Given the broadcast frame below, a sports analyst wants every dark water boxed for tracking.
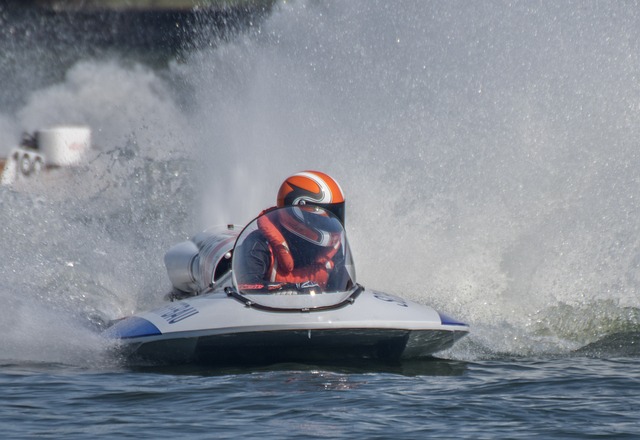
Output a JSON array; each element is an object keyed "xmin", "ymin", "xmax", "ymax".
[
  {"xmin": 2, "ymin": 358, "xmax": 639, "ymax": 439},
  {"xmin": 2, "ymin": 1, "xmax": 640, "ymax": 437}
]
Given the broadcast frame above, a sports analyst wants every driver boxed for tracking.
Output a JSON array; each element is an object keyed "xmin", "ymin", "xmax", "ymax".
[{"xmin": 235, "ymin": 171, "xmax": 346, "ymax": 291}]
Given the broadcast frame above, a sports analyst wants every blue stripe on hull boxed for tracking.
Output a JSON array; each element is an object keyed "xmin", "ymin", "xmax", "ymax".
[
  {"xmin": 104, "ymin": 317, "xmax": 162, "ymax": 339},
  {"xmin": 438, "ymin": 312, "xmax": 468, "ymax": 327}
]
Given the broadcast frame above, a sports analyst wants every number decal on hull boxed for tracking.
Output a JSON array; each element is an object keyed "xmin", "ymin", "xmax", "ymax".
[
  {"xmin": 373, "ymin": 291, "xmax": 408, "ymax": 307},
  {"xmin": 157, "ymin": 302, "xmax": 199, "ymax": 324}
]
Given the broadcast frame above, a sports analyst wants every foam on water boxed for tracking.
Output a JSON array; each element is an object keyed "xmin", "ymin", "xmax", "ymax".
[{"xmin": 2, "ymin": 0, "xmax": 640, "ymax": 363}]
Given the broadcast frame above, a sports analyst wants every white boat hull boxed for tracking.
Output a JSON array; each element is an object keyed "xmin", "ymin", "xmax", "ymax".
[{"xmin": 105, "ymin": 288, "xmax": 469, "ymax": 365}]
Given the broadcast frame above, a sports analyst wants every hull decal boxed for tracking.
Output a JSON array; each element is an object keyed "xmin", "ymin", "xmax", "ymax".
[
  {"xmin": 104, "ymin": 317, "xmax": 162, "ymax": 339},
  {"xmin": 438, "ymin": 312, "xmax": 468, "ymax": 327},
  {"xmin": 156, "ymin": 302, "xmax": 199, "ymax": 324}
]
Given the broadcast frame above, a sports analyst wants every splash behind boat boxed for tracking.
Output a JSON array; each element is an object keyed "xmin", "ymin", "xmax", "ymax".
[{"xmin": 104, "ymin": 206, "xmax": 469, "ymax": 365}]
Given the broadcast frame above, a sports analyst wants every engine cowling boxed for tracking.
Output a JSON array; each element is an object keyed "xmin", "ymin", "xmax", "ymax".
[{"xmin": 164, "ymin": 225, "xmax": 240, "ymax": 294}]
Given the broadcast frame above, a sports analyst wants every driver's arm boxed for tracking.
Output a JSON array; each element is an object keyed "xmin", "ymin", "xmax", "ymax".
[{"xmin": 236, "ymin": 234, "xmax": 271, "ymax": 284}]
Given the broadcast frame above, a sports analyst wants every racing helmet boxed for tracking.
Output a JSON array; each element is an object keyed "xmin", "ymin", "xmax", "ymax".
[
  {"xmin": 278, "ymin": 205, "xmax": 342, "ymax": 248},
  {"xmin": 276, "ymin": 170, "xmax": 345, "ymax": 225}
]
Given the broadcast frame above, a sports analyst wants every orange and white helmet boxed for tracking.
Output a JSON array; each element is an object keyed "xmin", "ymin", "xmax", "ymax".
[
  {"xmin": 278, "ymin": 205, "xmax": 342, "ymax": 248},
  {"xmin": 277, "ymin": 170, "xmax": 345, "ymax": 225}
]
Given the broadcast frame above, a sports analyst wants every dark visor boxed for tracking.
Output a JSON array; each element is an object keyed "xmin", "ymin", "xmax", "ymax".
[{"xmin": 317, "ymin": 201, "xmax": 345, "ymax": 225}]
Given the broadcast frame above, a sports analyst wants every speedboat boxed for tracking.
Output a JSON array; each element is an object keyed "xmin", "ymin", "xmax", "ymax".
[{"xmin": 104, "ymin": 206, "xmax": 469, "ymax": 365}]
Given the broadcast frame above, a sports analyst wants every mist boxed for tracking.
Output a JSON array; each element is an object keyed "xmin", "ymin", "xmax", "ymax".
[{"xmin": 2, "ymin": 1, "xmax": 640, "ymax": 362}]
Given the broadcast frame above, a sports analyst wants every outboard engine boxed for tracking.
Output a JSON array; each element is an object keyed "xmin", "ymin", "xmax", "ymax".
[{"xmin": 164, "ymin": 225, "xmax": 240, "ymax": 295}]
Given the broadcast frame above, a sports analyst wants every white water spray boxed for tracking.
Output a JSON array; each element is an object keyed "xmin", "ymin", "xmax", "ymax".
[
  {"xmin": 178, "ymin": 1, "xmax": 640, "ymax": 355},
  {"xmin": 2, "ymin": 1, "xmax": 640, "ymax": 363}
]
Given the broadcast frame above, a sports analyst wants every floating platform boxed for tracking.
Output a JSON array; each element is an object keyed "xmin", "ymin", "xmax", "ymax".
[{"xmin": 0, "ymin": 126, "xmax": 91, "ymax": 186}]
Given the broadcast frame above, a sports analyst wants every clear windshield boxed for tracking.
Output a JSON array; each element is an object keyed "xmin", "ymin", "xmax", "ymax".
[{"xmin": 231, "ymin": 206, "xmax": 357, "ymax": 309}]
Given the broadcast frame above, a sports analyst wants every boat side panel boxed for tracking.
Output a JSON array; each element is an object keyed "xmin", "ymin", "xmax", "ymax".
[
  {"xmin": 126, "ymin": 289, "xmax": 461, "ymax": 337},
  {"xmin": 193, "ymin": 328, "xmax": 411, "ymax": 363},
  {"xmin": 121, "ymin": 328, "xmax": 465, "ymax": 365},
  {"xmin": 124, "ymin": 329, "xmax": 400, "ymax": 364}
]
